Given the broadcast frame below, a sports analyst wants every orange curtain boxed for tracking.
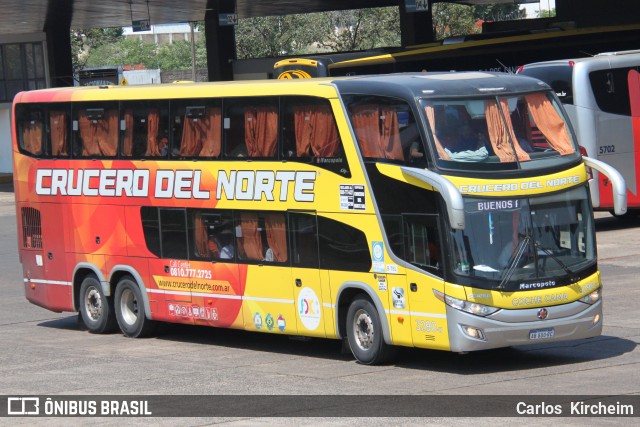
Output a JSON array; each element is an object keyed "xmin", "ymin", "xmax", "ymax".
[
  {"xmin": 351, "ymin": 104, "xmax": 384, "ymax": 158},
  {"xmin": 180, "ymin": 117, "xmax": 203, "ymax": 157},
  {"xmin": 294, "ymin": 104, "xmax": 339, "ymax": 157},
  {"xmin": 425, "ymin": 105, "xmax": 450, "ymax": 161},
  {"xmin": 198, "ymin": 107, "xmax": 222, "ymax": 157},
  {"xmin": 22, "ymin": 118, "xmax": 43, "ymax": 155},
  {"xmin": 122, "ymin": 109, "xmax": 134, "ymax": 156},
  {"xmin": 265, "ymin": 213, "xmax": 288, "ymax": 262},
  {"xmin": 379, "ymin": 107, "xmax": 404, "ymax": 160},
  {"xmin": 485, "ymin": 100, "xmax": 530, "ymax": 162},
  {"xmin": 525, "ymin": 94, "xmax": 575, "ymax": 155},
  {"xmin": 145, "ymin": 109, "xmax": 161, "ymax": 156},
  {"xmin": 245, "ymin": 105, "xmax": 278, "ymax": 157},
  {"xmin": 78, "ymin": 109, "xmax": 118, "ymax": 156},
  {"xmin": 194, "ymin": 212, "xmax": 209, "ymax": 257},
  {"xmin": 239, "ymin": 213, "xmax": 264, "ymax": 261},
  {"xmin": 350, "ymin": 104, "xmax": 403, "ymax": 160},
  {"xmin": 50, "ymin": 111, "xmax": 68, "ymax": 156}
]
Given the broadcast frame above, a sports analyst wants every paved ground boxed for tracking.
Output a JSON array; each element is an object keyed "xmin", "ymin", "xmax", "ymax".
[{"xmin": 0, "ymin": 182, "xmax": 638, "ymax": 425}]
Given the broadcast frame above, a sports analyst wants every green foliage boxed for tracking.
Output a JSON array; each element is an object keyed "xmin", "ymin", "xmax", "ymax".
[
  {"xmin": 538, "ymin": 8, "xmax": 557, "ymax": 18},
  {"xmin": 432, "ymin": 3, "xmax": 478, "ymax": 39},
  {"xmin": 235, "ymin": 14, "xmax": 326, "ymax": 59},
  {"xmin": 84, "ymin": 38, "xmax": 157, "ymax": 68},
  {"xmin": 71, "ymin": 27, "xmax": 124, "ymax": 72},
  {"xmin": 316, "ymin": 7, "xmax": 400, "ymax": 52},
  {"xmin": 473, "ymin": 4, "xmax": 526, "ymax": 22}
]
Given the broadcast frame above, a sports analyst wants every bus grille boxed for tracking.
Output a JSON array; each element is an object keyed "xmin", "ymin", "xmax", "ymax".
[{"xmin": 21, "ymin": 207, "xmax": 42, "ymax": 249}]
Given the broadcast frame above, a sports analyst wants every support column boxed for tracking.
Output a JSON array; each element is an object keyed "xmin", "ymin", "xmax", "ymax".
[
  {"xmin": 205, "ymin": 0, "xmax": 236, "ymax": 82},
  {"xmin": 399, "ymin": 1, "xmax": 435, "ymax": 47},
  {"xmin": 43, "ymin": 0, "xmax": 74, "ymax": 87}
]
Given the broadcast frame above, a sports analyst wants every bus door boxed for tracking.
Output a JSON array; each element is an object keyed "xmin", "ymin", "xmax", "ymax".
[
  {"xmin": 238, "ymin": 211, "xmax": 299, "ymax": 335},
  {"xmin": 401, "ymin": 214, "xmax": 449, "ymax": 350},
  {"xmin": 288, "ymin": 212, "xmax": 326, "ymax": 337}
]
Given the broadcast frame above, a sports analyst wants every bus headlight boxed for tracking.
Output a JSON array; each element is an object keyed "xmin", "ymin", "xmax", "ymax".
[
  {"xmin": 433, "ymin": 290, "xmax": 499, "ymax": 317},
  {"xmin": 579, "ymin": 288, "xmax": 601, "ymax": 305}
]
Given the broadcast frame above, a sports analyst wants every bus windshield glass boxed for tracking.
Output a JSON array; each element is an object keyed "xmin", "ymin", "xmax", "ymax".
[
  {"xmin": 420, "ymin": 91, "xmax": 580, "ymax": 171},
  {"xmin": 450, "ymin": 186, "xmax": 595, "ymax": 291}
]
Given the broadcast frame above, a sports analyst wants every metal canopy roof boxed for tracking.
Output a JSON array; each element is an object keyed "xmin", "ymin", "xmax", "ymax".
[{"xmin": 1, "ymin": 0, "xmax": 535, "ymax": 35}]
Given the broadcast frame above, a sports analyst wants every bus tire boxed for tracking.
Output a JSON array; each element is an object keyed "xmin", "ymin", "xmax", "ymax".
[
  {"xmin": 114, "ymin": 276, "xmax": 156, "ymax": 338},
  {"xmin": 79, "ymin": 274, "xmax": 117, "ymax": 334},
  {"xmin": 346, "ymin": 295, "xmax": 395, "ymax": 365}
]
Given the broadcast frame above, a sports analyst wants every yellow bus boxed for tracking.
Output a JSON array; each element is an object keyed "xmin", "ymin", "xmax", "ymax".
[{"xmin": 13, "ymin": 73, "xmax": 625, "ymax": 364}]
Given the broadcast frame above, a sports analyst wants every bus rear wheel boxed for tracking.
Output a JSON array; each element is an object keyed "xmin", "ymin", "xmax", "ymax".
[
  {"xmin": 346, "ymin": 296, "xmax": 395, "ymax": 365},
  {"xmin": 79, "ymin": 274, "xmax": 117, "ymax": 334},
  {"xmin": 114, "ymin": 276, "xmax": 156, "ymax": 338}
]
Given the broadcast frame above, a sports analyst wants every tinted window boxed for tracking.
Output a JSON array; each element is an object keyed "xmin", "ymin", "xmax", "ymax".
[
  {"xmin": 191, "ymin": 210, "xmax": 235, "ymax": 261},
  {"xmin": 160, "ymin": 209, "xmax": 188, "ymax": 259},
  {"xmin": 318, "ymin": 216, "xmax": 371, "ymax": 272},
  {"xmin": 170, "ymin": 99, "xmax": 222, "ymax": 158},
  {"xmin": 281, "ymin": 96, "xmax": 351, "ymax": 177},
  {"xmin": 289, "ymin": 212, "xmax": 319, "ymax": 268},
  {"xmin": 519, "ymin": 65, "xmax": 574, "ymax": 104},
  {"xmin": 589, "ymin": 67, "xmax": 640, "ymax": 116},
  {"xmin": 121, "ymin": 101, "xmax": 170, "ymax": 158},
  {"xmin": 141, "ymin": 207, "xmax": 161, "ymax": 257},
  {"xmin": 236, "ymin": 211, "xmax": 288, "ymax": 264},
  {"xmin": 345, "ymin": 95, "xmax": 426, "ymax": 166},
  {"xmin": 72, "ymin": 102, "xmax": 119, "ymax": 158},
  {"xmin": 16, "ymin": 105, "xmax": 45, "ymax": 156},
  {"xmin": 224, "ymin": 97, "xmax": 279, "ymax": 159}
]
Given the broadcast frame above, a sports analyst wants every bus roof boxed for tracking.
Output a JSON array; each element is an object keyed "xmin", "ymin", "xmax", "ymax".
[
  {"xmin": 331, "ymin": 72, "xmax": 550, "ymax": 98},
  {"xmin": 14, "ymin": 72, "xmax": 550, "ymax": 104}
]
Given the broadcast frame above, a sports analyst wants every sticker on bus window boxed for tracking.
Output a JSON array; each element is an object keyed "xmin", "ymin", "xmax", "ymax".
[{"xmin": 339, "ymin": 184, "xmax": 366, "ymax": 210}]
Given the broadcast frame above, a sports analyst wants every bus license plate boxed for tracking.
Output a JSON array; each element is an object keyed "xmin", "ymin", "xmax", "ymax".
[{"xmin": 529, "ymin": 328, "xmax": 555, "ymax": 340}]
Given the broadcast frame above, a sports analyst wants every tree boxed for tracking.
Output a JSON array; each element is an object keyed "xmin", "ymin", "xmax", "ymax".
[
  {"xmin": 84, "ymin": 38, "xmax": 157, "ymax": 69},
  {"xmin": 432, "ymin": 3, "xmax": 478, "ymax": 40},
  {"xmin": 316, "ymin": 7, "xmax": 400, "ymax": 52},
  {"xmin": 538, "ymin": 8, "xmax": 556, "ymax": 18},
  {"xmin": 473, "ymin": 4, "xmax": 526, "ymax": 22},
  {"xmin": 71, "ymin": 27, "xmax": 124, "ymax": 72},
  {"xmin": 235, "ymin": 14, "xmax": 326, "ymax": 59}
]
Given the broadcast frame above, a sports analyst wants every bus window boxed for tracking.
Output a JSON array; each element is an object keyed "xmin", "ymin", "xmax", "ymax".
[
  {"xmin": 191, "ymin": 210, "xmax": 235, "ymax": 261},
  {"xmin": 345, "ymin": 95, "xmax": 426, "ymax": 165},
  {"xmin": 72, "ymin": 102, "xmax": 119, "ymax": 158},
  {"xmin": 170, "ymin": 99, "xmax": 222, "ymax": 158},
  {"xmin": 589, "ymin": 67, "xmax": 640, "ymax": 116},
  {"xmin": 422, "ymin": 92, "xmax": 577, "ymax": 170},
  {"xmin": 403, "ymin": 214, "xmax": 441, "ymax": 273},
  {"xmin": 289, "ymin": 212, "xmax": 319, "ymax": 268},
  {"xmin": 50, "ymin": 106, "xmax": 70, "ymax": 157},
  {"xmin": 318, "ymin": 216, "xmax": 370, "ymax": 272},
  {"xmin": 121, "ymin": 101, "xmax": 170, "ymax": 158},
  {"xmin": 224, "ymin": 98, "xmax": 278, "ymax": 159},
  {"xmin": 281, "ymin": 96, "xmax": 351, "ymax": 176},
  {"xmin": 17, "ymin": 105, "xmax": 45, "ymax": 156},
  {"xmin": 160, "ymin": 209, "xmax": 189, "ymax": 260},
  {"xmin": 141, "ymin": 207, "xmax": 161, "ymax": 258},
  {"xmin": 235, "ymin": 211, "xmax": 287, "ymax": 263}
]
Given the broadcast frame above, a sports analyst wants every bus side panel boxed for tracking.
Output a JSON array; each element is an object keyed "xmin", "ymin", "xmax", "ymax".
[
  {"xmin": 386, "ymin": 273, "xmax": 413, "ymax": 347},
  {"xmin": 66, "ymin": 203, "xmax": 128, "ymax": 256},
  {"xmin": 407, "ymin": 269, "xmax": 450, "ymax": 351}
]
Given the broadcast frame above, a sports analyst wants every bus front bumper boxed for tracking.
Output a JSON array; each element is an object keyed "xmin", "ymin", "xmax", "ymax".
[{"xmin": 446, "ymin": 300, "xmax": 602, "ymax": 353}]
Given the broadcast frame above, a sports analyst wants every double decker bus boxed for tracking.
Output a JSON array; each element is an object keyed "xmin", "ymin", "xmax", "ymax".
[
  {"xmin": 518, "ymin": 50, "xmax": 640, "ymax": 215},
  {"xmin": 13, "ymin": 73, "xmax": 625, "ymax": 364}
]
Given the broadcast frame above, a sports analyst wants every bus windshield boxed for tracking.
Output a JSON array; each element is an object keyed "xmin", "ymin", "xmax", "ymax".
[
  {"xmin": 450, "ymin": 186, "xmax": 595, "ymax": 291},
  {"xmin": 420, "ymin": 91, "xmax": 581, "ymax": 171}
]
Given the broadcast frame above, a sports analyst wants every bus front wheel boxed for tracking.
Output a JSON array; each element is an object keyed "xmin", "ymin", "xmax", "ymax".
[
  {"xmin": 114, "ymin": 276, "xmax": 156, "ymax": 338},
  {"xmin": 346, "ymin": 296, "xmax": 395, "ymax": 365},
  {"xmin": 79, "ymin": 274, "xmax": 117, "ymax": 334}
]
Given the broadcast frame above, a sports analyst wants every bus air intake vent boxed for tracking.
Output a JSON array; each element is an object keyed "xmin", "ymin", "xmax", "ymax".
[{"xmin": 21, "ymin": 207, "xmax": 42, "ymax": 249}]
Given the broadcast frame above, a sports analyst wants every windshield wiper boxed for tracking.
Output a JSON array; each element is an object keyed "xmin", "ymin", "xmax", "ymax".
[
  {"xmin": 497, "ymin": 235, "xmax": 530, "ymax": 290},
  {"xmin": 533, "ymin": 240, "xmax": 577, "ymax": 281}
]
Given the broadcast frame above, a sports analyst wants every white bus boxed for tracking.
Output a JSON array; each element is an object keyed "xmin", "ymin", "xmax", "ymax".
[{"xmin": 518, "ymin": 50, "xmax": 640, "ymax": 215}]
